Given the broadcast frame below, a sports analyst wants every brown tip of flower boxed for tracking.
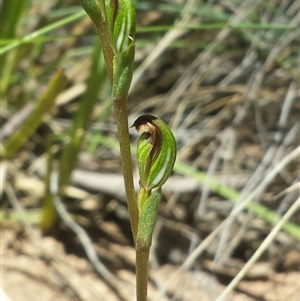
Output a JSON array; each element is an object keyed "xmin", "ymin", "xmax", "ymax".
[
  {"xmin": 131, "ymin": 115, "xmax": 158, "ymax": 143},
  {"xmin": 131, "ymin": 115, "xmax": 157, "ymax": 129},
  {"xmin": 132, "ymin": 115, "xmax": 162, "ymax": 162}
]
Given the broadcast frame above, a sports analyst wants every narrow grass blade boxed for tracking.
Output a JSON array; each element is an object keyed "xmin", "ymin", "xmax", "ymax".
[
  {"xmin": 0, "ymin": 11, "xmax": 86, "ymax": 56},
  {"xmin": 3, "ymin": 70, "xmax": 67, "ymax": 158},
  {"xmin": 58, "ymin": 39, "xmax": 106, "ymax": 192}
]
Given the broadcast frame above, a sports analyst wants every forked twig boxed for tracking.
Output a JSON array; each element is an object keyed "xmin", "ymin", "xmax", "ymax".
[{"xmin": 49, "ymin": 172, "xmax": 133, "ymax": 299}]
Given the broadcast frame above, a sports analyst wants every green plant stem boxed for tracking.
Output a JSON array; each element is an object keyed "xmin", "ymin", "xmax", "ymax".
[
  {"xmin": 95, "ymin": 28, "xmax": 114, "ymax": 86},
  {"xmin": 135, "ymin": 187, "xmax": 162, "ymax": 301},
  {"xmin": 135, "ymin": 243, "xmax": 150, "ymax": 301},
  {"xmin": 112, "ymin": 96, "xmax": 138, "ymax": 241},
  {"xmin": 77, "ymin": 0, "xmax": 114, "ymax": 84},
  {"xmin": 40, "ymin": 144, "xmax": 58, "ymax": 234}
]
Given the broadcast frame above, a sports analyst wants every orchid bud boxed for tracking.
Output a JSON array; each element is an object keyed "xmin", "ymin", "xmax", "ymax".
[
  {"xmin": 132, "ymin": 115, "xmax": 177, "ymax": 191},
  {"xmin": 107, "ymin": 0, "xmax": 136, "ymax": 53},
  {"xmin": 109, "ymin": 0, "xmax": 136, "ymax": 98},
  {"xmin": 78, "ymin": 0, "xmax": 136, "ymax": 94},
  {"xmin": 79, "ymin": 0, "xmax": 135, "ymax": 54}
]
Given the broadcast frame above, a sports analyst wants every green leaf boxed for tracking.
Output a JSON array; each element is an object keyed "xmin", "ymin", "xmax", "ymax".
[
  {"xmin": 137, "ymin": 188, "xmax": 162, "ymax": 248},
  {"xmin": 111, "ymin": 39, "xmax": 135, "ymax": 98}
]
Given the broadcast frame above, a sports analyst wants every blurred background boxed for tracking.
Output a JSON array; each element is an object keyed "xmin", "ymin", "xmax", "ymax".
[{"xmin": 1, "ymin": 0, "xmax": 299, "ymax": 300}]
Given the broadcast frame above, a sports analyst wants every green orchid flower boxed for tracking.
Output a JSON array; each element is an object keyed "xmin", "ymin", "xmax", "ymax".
[
  {"xmin": 132, "ymin": 114, "xmax": 177, "ymax": 192},
  {"xmin": 133, "ymin": 115, "xmax": 176, "ymax": 301}
]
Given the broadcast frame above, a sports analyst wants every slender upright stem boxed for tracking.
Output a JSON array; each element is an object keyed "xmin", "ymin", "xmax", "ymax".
[
  {"xmin": 78, "ymin": 0, "xmax": 114, "ymax": 84},
  {"xmin": 135, "ymin": 187, "xmax": 162, "ymax": 301},
  {"xmin": 112, "ymin": 96, "xmax": 138, "ymax": 241},
  {"xmin": 136, "ymin": 243, "xmax": 150, "ymax": 301},
  {"xmin": 95, "ymin": 24, "xmax": 114, "ymax": 85}
]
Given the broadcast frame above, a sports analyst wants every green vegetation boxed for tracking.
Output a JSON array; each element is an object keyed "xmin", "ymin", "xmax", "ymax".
[{"xmin": 1, "ymin": 1, "xmax": 299, "ymax": 300}]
